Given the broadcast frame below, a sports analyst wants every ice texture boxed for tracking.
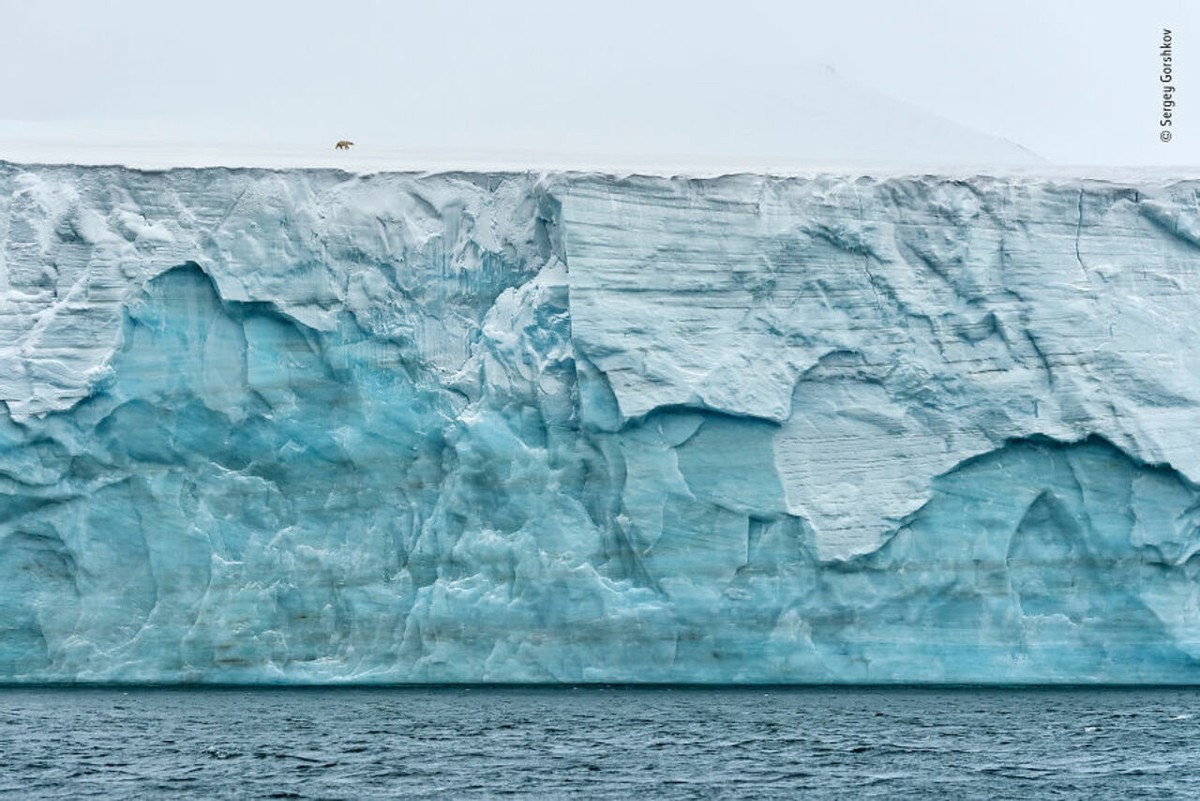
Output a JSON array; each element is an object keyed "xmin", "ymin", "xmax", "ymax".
[{"xmin": 2, "ymin": 162, "xmax": 1200, "ymax": 683}]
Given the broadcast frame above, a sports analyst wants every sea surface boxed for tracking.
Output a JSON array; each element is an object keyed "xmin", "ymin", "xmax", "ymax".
[{"xmin": 1, "ymin": 686, "xmax": 1198, "ymax": 799}]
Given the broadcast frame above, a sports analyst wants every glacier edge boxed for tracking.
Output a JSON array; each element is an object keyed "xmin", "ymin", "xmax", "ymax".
[{"xmin": 2, "ymin": 162, "xmax": 1200, "ymax": 683}]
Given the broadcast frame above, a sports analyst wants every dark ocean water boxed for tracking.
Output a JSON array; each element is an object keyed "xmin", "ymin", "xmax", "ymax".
[{"xmin": 1, "ymin": 686, "xmax": 1198, "ymax": 799}]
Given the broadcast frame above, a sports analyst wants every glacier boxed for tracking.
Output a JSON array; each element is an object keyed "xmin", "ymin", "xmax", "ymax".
[{"xmin": 2, "ymin": 161, "xmax": 1200, "ymax": 684}]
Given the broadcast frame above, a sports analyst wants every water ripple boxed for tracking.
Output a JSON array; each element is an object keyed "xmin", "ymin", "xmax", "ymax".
[{"xmin": 2, "ymin": 687, "xmax": 1199, "ymax": 799}]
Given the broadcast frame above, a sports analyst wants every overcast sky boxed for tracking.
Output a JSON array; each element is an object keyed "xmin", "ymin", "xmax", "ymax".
[{"xmin": 1, "ymin": 0, "xmax": 1196, "ymax": 166}]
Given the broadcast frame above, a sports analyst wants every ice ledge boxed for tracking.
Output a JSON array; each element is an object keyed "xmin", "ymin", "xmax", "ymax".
[
  {"xmin": 562, "ymin": 173, "xmax": 1200, "ymax": 558},
  {"xmin": 4, "ymin": 163, "xmax": 1200, "ymax": 683},
  {"xmin": 0, "ymin": 162, "xmax": 557, "ymax": 420},
  {"xmin": 5, "ymin": 164, "xmax": 1200, "ymax": 562}
]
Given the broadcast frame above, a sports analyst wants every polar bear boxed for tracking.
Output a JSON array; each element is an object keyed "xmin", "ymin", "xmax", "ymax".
[{"xmin": 335, "ymin": 140, "xmax": 354, "ymax": 150}]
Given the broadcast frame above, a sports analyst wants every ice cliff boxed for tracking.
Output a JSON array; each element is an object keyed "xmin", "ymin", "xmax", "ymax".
[{"xmin": 2, "ymin": 161, "xmax": 1200, "ymax": 684}]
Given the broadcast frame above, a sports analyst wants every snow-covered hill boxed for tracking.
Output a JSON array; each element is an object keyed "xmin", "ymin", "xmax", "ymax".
[{"xmin": 0, "ymin": 65, "xmax": 1042, "ymax": 173}]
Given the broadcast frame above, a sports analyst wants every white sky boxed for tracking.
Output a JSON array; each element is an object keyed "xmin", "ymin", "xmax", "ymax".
[{"xmin": 1, "ymin": 0, "xmax": 1197, "ymax": 167}]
